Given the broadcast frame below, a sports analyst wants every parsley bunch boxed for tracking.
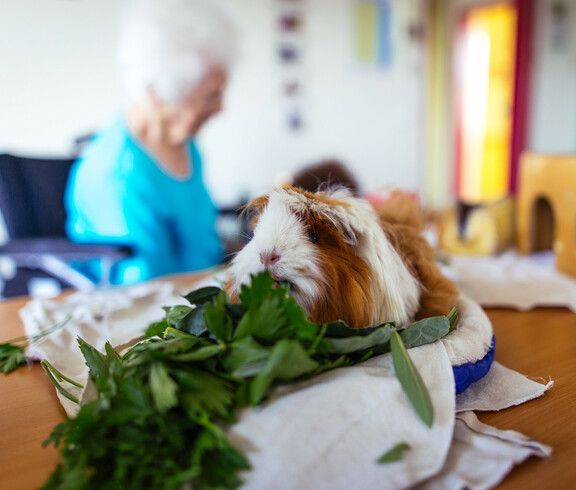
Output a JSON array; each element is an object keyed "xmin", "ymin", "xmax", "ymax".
[{"xmin": 42, "ymin": 272, "xmax": 457, "ymax": 489}]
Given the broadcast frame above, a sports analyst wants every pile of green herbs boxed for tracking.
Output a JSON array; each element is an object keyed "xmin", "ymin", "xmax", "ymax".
[{"xmin": 34, "ymin": 272, "xmax": 456, "ymax": 489}]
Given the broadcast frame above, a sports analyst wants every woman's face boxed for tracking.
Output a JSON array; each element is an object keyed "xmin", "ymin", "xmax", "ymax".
[{"xmin": 169, "ymin": 65, "xmax": 228, "ymax": 140}]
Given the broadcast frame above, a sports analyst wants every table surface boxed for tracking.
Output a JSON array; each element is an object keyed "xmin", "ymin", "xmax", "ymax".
[{"xmin": 1, "ymin": 279, "xmax": 575, "ymax": 489}]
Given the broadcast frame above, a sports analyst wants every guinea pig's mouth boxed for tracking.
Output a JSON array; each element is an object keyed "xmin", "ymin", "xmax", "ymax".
[{"xmin": 274, "ymin": 279, "xmax": 294, "ymax": 291}]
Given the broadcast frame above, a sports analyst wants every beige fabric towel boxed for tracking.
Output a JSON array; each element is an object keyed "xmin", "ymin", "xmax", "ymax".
[{"xmin": 442, "ymin": 251, "xmax": 576, "ymax": 311}]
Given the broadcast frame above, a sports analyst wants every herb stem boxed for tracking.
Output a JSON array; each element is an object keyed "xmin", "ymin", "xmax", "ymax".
[
  {"xmin": 41, "ymin": 360, "xmax": 81, "ymax": 404},
  {"xmin": 4, "ymin": 316, "xmax": 71, "ymax": 347},
  {"xmin": 164, "ymin": 326, "xmax": 195, "ymax": 338},
  {"xmin": 41, "ymin": 359, "xmax": 84, "ymax": 388},
  {"xmin": 307, "ymin": 322, "xmax": 328, "ymax": 354}
]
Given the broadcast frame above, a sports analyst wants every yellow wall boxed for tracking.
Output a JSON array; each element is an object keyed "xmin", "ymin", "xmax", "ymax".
[{"xmin": 458, "ymin": 3, "xmax": 517, "ymax": 203}]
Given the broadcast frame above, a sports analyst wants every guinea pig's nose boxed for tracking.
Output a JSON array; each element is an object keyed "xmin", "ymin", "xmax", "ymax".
[{"xmin": 260, "ymin": 250, "xmax": 280, "ymax": 267}]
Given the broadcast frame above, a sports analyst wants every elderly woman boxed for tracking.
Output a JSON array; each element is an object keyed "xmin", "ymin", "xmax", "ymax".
[{"xmin": 65, "ymin": 0, "xmax": 235, "ymax": 285}]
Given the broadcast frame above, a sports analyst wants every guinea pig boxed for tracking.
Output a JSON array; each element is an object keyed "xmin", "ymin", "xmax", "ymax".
[{"xmin": 224, "ymin": 186, "xmax": 459, "ymax": 329}]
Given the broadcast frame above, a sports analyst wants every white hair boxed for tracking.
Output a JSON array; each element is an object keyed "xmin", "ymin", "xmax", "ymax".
[{"xmin": 118, "ymin": 0, "xmax": 237, "ymax": 103}]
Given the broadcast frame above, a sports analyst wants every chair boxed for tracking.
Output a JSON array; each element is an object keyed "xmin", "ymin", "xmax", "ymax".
[{"xmin": 0, "ymin": 153, "xmax": 132, "ymax": 298}]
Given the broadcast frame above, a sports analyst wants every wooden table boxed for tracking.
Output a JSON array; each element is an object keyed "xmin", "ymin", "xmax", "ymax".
[{"xmin": 1, "ymin": 284, "xmax": 575, "ymax": 489}]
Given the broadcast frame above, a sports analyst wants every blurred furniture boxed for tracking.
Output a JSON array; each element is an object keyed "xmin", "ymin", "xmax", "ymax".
[
  {"xmin": 0, "ymin": 153, "xmax": 132, "ymax": 298},
  {"xmin": 440, "ymin": 197, "xmax": 515, "ymax": 255},
  {"xmin": 517, "ymin": 152, "xmax": 576, "ymax": 278}
]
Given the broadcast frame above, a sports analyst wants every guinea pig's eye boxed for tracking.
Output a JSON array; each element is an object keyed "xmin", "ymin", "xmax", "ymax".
[{"xmin": 308, "ymin": 229, "xmax": 319, "ymax": 244}]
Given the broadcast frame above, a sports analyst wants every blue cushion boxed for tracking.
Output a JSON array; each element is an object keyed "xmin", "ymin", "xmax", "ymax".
[{"xmin": 452, "ymin": 336, "xmax": 496, "ymax": 394}]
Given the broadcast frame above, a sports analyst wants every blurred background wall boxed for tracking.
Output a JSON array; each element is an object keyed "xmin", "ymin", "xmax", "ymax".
[
  {"xmin": 2, "ymin": 0, "xmax": 576, "ymax": 241},
  {"xmin": 0, "ymin": 0, "xmax": 425, "ymax": 209}
]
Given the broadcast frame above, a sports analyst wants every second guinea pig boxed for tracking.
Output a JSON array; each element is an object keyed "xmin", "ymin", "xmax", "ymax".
[{"xmin": 224, "ymin": 186, "xmax": 459, "ymax": 328}]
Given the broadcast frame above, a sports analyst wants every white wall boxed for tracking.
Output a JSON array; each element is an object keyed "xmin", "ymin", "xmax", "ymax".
[
  {"xmin": 201, "ymin": 0, "xmax": 426, "ymax": 205},
  {"xmin": 529, "ymin": 0, "xmax": 576, "ymax": 152},
  {"xmin": 0, "ymin": 0, "xmax": 425, "ymax": 211},
  {"xmin": 0, "ymin": 0, "xmax": 124, "ymax": 155}
]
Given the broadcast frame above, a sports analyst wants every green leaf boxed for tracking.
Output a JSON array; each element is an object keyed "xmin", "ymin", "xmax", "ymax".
[
  {"xmin": 325, "ymin": 320, "xmax": 393, "ymax": 338},
  {"xmin": 175, "ymin": 369, "xmax": 235, "ymax": 417},
  {"xmin": 376, "ymin": 442, "xmax": 411, "ymax": 463},
  {"xmin": 77, "ymin": 337, "xmax": 109, "ymax": 379},
  {"xmin": 399, "ymin": 316, "xmax": 450, "ymax": 349},
  {"xmin": 144, "ymin": 319, "xmax": 168, "ymax": 339},
  {"xmin": 169, "ymin": 343, "xmax": 224, "ymax": 362},
  {"xmin": 390, "ymin": 331, "xmax": 434, "ymax": 427},
  {"xmin": 234, "ymin": 296, "xmax": 288, "ymax": 342},
  {"xmin": 163, "ymin": 305, "xmax": 194, "ymax": 327},
  {"xmin": 149, "ymin": 362, "xmax": 179, "ymax": 414},
  {"xmin": 176, "ymin": 306, "xmax": 209, "ymax": 336},
  {"xmin": 238, "ymin": 271, "xmax": 278, "ymax": 310},
  {"xmin": 204, "ymin": 290, "xmax": 233, "ymax": 341},
  {"xmin": 183, "ymin": 286, "xmax": 222, "ymax": 306},
  {"xmin": 250, "ymin": 339, "xmax": 319, "ymax": 405},
  {"xmin": 222, "ymin": 336, "xmax": 271, "ymax": 378},
  {"xmin": 324, "ymin": 324, "xmax": 396, "ymax": 355},
  {"xmin": 0, "ymin": 343, "xmax": 26, "ymax": 373}
]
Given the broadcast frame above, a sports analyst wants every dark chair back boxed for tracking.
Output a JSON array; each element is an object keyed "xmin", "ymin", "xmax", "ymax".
[{"xmin": 0, "ymin": 154, "xmax": 75, "ymax": 238}]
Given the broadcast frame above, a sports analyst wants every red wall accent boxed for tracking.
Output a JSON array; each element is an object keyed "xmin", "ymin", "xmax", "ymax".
[{"xmin": 510, "ymin": 0, "xmax": 534, "ymax": 195}]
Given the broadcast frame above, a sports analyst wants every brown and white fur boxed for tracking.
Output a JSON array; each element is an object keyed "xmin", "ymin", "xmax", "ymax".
[{"xmin": 224, "ymin": 186, "xmax": 459, "ymax": 328}]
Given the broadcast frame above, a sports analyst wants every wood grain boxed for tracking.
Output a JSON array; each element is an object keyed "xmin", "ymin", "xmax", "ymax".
[
  {"xmin": 478, "ymin": 308, "xmax": 576, "ymax": 488},
  {"xmin": 1, "ymin": 289, "xmax": 575, "ymax": 489}
]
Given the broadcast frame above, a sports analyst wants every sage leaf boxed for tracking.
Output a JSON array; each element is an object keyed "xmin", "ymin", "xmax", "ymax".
[
  {"xmin": 399, "ymin": 316, "xmax": 450, "ymax": 349},
  {"xmin": 325, "ymin": 324, "xmax": 396, "ymax": 354},
  {"xmin": 376, "ymin": 442, "xmax": 411, "ymax": 463},
  {"xmin": 325, "ymin": 320, "xmax": 393, "ymax": 338},
  {"xmin": 390, "ymin": 331, "xmax": 434, "ymax": 427}
]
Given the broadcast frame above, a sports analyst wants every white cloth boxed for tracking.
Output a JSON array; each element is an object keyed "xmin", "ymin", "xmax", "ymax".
[
  {"xmin": 417, "ymin": 412, "xmax": 552, "ymax": 490},
  {"xmin": 230, "ymin": 343, "xmax": 455, "ymax": 490},
  {"xmin": 456, "ymin": 361, "xmax": 553, "ymax": 413},
  {"xmin": 20, "ymin": 280, "xmax": 194, "ymax": 415},
  {"xmin": 19, "ymin": 279, "xmax": 552, "ymax": 489},
  {"xmin": 442, "ymin": 251, "xmax": 576, "ymax": 311}
]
